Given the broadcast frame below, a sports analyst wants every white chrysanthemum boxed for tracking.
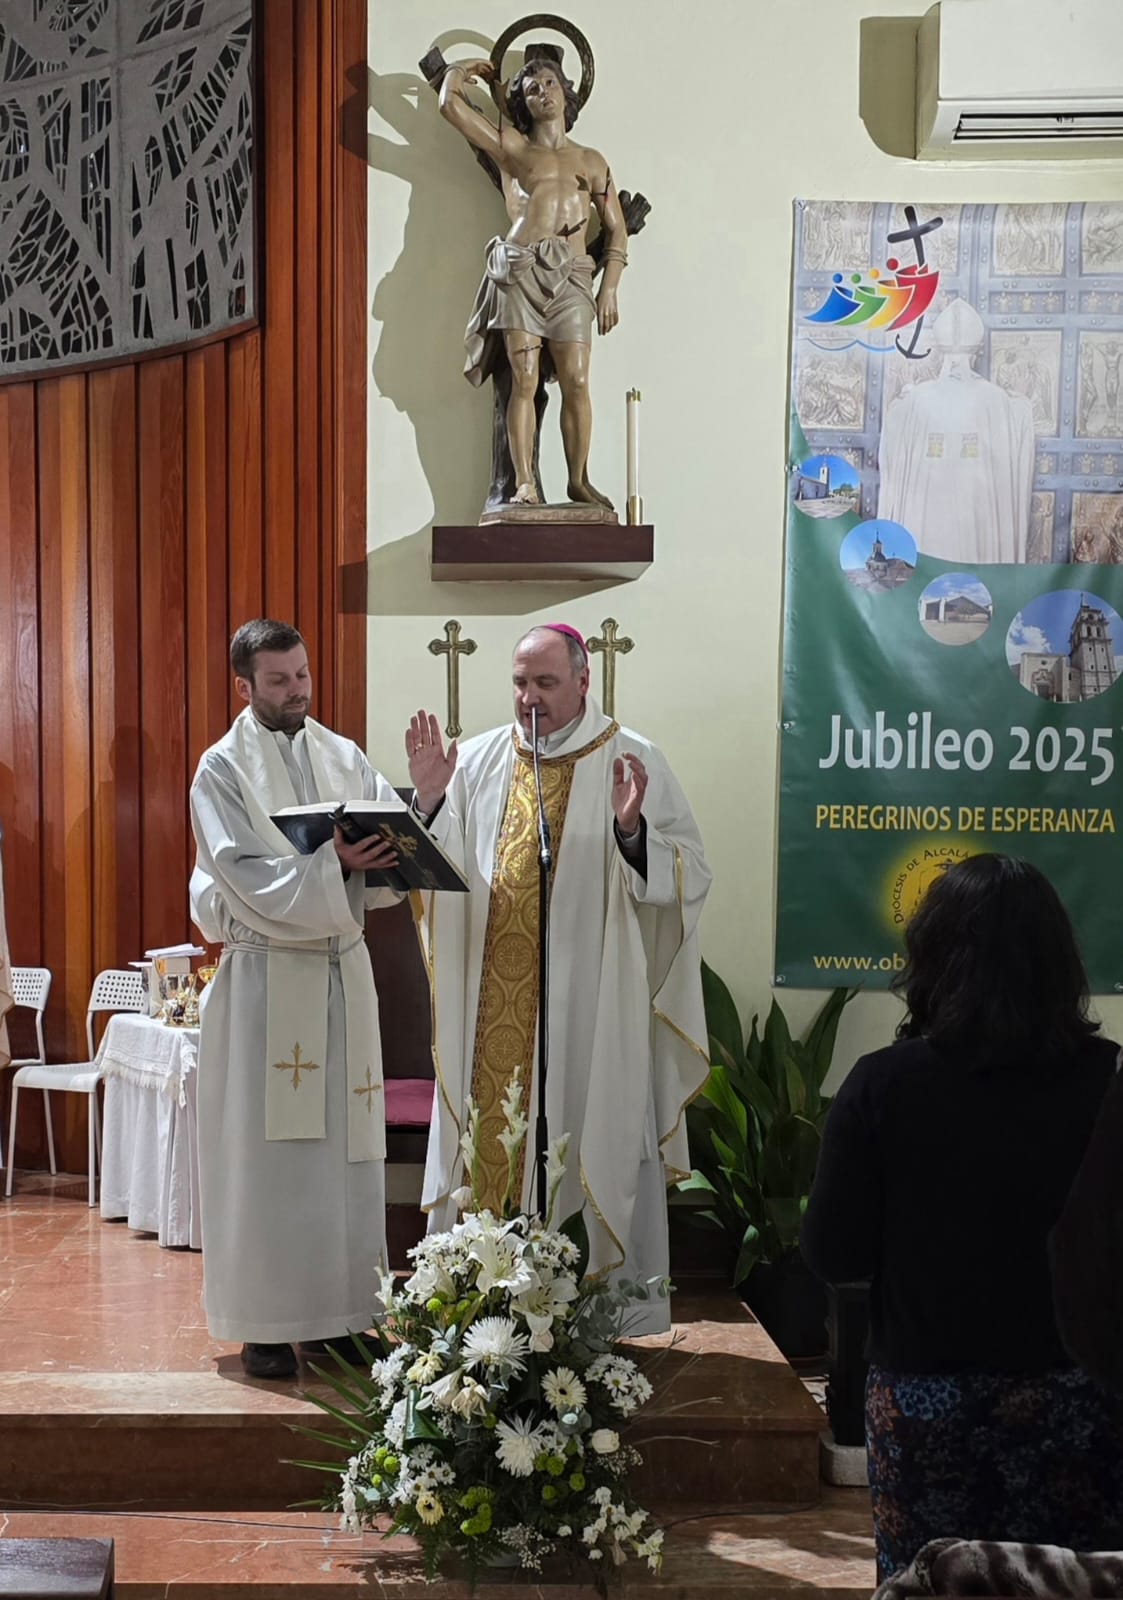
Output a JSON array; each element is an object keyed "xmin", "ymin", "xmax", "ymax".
[
  {"xmin": 494, "ymin": 1413, "xmax": 546, "ymax": 1477},
  {"xmin": 461, "ymin": 1315, "xmax": 530, "ymax": 1375},
  {"xmin": 541, "ymin": 1366, "xmax": 587, "ymax": 1416}
]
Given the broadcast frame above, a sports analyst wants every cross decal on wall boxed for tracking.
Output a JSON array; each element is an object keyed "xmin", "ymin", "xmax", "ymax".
[
  {"xmin": 587, "ymin": 618, "xmax": 634, "ymax": 718},
  {"xmin": 429, "ymin": 620, "xmax": 477, "ymax": 739}
]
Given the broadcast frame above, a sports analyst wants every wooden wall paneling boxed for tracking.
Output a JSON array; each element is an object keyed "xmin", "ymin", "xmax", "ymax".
[
  {"xmin": 89, "ymin": 365, "xmax": 141, "ymax": 975},
  {"xmin": 334, "ymin": 0, "xmax": 368, "ymax": 744},
  {"xmin": 294, "ymin": 0, "xmax": 324, "ymax": 676},
  {"xmin": 226, "ymin": 334, "xmax": 264, "ymax": 656},
  {"xmin": 36, "ymin": 378, "xmax": 93, "ymax": 1066},
  {"xmin": 137, "ymin": 358, "xmax": 189, "ymax": 949},
  {"xmin": 0, "ymin": 385, "xmax": 44, "ymax": 1103},
  {"xmin": 0, "ymin": 0, "xmax": 371, "ymax": 1177},
  {"xmin": 262, "ymin": 0, "xmax": 298, "ymax": 629},
  {"xmin": 28, "ymin": 376, "xmax": 93, "ymax": 1160},
  {"xmin": 185, "ymin": 344, "xmax": 231, "ymax": 773},
  {"xmin": 0, "ymin": 384, "xmax": 43, "ymax": 969},
  {"xmin": 317, "ymin": 3, "xmax": 338, "ymax": 726}
]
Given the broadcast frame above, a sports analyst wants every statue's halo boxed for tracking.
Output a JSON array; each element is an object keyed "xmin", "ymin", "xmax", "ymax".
[{"xmin": 488, "ymin": 13, "xmax": 595, "ymax": 117}]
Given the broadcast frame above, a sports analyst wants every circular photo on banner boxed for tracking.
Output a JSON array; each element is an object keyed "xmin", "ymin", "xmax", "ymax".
[
  {"xmin": 839, "ymin": 519, "xmax": 917, "ymax": 593},
  {"xmin": 1006, "ymin": 589, "xmax": 1123, "ymax": 702},
  {"xmin": 918, "ymin": 574, "xmax": 993, "ymax": 646},
  {"xmin": 791, "ymin": 453, "xmax": 861, "ymax": 519}
]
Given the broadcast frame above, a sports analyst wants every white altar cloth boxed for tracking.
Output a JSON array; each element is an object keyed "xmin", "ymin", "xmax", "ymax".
[{"xmin": 97, "ymin": 1014, "xmax": 200, "ymax": 1249}]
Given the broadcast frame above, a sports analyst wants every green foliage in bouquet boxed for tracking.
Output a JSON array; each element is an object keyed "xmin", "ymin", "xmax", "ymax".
[
  {"xmin": 682, "ymin": 963, "xmax": 855, "ymax": 1284},
  {"xmin": 296, "ymin": 1071, "xmax": 666, "ymax": 1592}
]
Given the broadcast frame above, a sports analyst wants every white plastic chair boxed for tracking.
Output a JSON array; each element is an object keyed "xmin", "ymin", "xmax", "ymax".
[
  {"xmin": 5, "ymin": 968, "xmax": 145, "ymax": 1206},
  {"xmin": 0, "ymin": 966, "xmax": 52, "ymax": 1173}
]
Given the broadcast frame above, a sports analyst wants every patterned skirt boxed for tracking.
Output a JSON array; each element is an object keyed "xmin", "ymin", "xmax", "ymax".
[{"xmin": 866, "ymin": 1364, "xmax": 1123, "ymax": 1584}]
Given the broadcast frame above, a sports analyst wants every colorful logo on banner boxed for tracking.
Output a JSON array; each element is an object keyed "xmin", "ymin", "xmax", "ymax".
[{"xmin": 804, "ymin": 204, "xmax": 944, "ymax": 358}]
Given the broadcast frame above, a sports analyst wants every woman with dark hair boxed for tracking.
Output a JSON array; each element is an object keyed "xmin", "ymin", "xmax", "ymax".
[{"xmin": 801, "ymin": 854, "xmax": 1123, "ymax": 1585}]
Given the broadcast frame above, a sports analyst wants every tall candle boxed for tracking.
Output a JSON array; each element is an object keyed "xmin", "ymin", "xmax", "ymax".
[{"xmin": 626, "ymin": 388, "xmax": 640, "ymax": 502}]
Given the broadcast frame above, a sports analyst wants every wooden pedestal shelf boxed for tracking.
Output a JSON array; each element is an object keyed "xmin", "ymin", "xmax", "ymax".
[{"xmin": 431, "ymin": 522, "xmax": 654, "ymax": 582}]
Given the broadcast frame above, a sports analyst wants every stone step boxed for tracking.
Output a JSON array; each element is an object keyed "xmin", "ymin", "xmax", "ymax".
[
  {"xmin": 0, "ymin": 1295, "xmax": 824, "ymax": 1514},
  {"xmin": 0, "ymin": 1498, "xmax": 877, "ymax": 1597}
]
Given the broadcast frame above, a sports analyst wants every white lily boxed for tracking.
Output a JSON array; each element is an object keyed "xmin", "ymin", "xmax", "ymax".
[
  {"xmin": 423, "ymin": 1369, "xmax": 462, "ymax": 1411},
  {"xmin": 404, "ymin": 1257, "xmax": 456, "ymax": 1302},
  {"xmin": 449, "ymin": 1376, "xmax": 490, "ymax": 1419},
  {"xmin": 469, "ymin": 1229, "xmax": 539, "ymax": 1298},
  {"xmin": 375, "ymin": 1266, "xmax": 396, "ymax": 1317},
  {"xmin": 544, "ymin": 1132, "xmax": 571, "ymax": 1224}
]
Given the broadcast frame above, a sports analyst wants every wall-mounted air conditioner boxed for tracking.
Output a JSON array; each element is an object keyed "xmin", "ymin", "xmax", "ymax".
[{"xmin": 916, "ymin": 0, "xmax": 1123, "ymax": 160}]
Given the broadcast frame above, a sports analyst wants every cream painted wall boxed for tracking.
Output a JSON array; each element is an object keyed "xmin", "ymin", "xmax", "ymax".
[{"xmin": 365, "ymin": 0, "xmax": 1123, "ymax": 1084}]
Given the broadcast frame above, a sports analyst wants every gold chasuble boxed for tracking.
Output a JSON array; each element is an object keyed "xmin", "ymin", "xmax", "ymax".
[{"xmin": 469, "ymin": 724, "xmax": 618, "ymax": 1208}]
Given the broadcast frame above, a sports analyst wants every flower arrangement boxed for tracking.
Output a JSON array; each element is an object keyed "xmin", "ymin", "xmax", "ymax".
[{"xmin": 299, "ymin": 1072, "xmax": 666, "ymax": 1591}]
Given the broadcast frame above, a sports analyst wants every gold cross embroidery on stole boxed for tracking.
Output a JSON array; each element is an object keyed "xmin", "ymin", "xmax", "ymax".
[{"xmin": 273, "ymin": 1042, "xmax": 321, "ymax": 1090}]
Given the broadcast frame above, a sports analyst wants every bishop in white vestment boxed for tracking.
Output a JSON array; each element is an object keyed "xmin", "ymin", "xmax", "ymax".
[
  {"xmin": 409, "ymin": 626, "xmax": 711, "ymax": 1334},
  {"xmin": 189, "ymin": 623, "xmax": 398, "ymax": 1370}
]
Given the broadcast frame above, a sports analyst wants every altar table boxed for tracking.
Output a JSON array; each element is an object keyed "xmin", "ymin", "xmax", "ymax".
[{"xmin": 97, "ymin": 1014, "xmax": 200, "ymax": 1249}]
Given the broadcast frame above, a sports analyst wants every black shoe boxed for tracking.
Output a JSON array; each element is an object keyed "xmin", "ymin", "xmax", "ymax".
[
  {"xmin": 301, "ymin": 1330, "xmax": 381, "ymax": 1365},
  {"xmin": 240, "ymin": 1341, "xmax": 298, "ymax": 1379}
]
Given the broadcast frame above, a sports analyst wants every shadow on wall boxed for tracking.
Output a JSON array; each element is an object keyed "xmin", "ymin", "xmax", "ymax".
[
  {"xmin": 362, "ymin": 49, "xmax": 631, "ymax": 617},
  {"xmin": 859, "ymin": 15, "xmax": 920, "ymax": 161}
]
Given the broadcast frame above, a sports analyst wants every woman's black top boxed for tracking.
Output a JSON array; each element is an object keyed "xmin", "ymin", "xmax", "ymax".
[
  {"xmin": 1050, "ymin": 1062, "xmax": 1123, "ymax": 1394},
  {"xmin": 800, "ymin": 1033, "xmax": 1118, "ymax": 1373}
]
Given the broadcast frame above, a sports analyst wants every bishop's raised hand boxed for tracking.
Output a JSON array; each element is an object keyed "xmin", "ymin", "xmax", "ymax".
[
  {"xmin": 406, "ymin": 709, "xmax": 458, "ymax": 816},
  {"xmin": 611, "ymin": 753, "xmax": 648, "ymax": 835}
]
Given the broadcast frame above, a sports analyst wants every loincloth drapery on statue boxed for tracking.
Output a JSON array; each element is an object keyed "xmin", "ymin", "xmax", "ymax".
[{"xmin": 464, "ymin": 236, "xmax": 596, "ymax": 388}]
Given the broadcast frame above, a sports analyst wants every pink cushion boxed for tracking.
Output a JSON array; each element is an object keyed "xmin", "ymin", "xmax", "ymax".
[{"xmin": 385, "ymin": 1077, "xmax": 434, "ymax": 1127}]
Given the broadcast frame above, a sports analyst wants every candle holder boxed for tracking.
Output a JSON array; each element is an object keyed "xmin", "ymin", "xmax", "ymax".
[
  {"xmin": 626, "ymin": 494, "xmax": 644, "ymax": 526},
  {"xmin": 181, "ymin": 973, "xmax": 200, "ymax": 1029}
]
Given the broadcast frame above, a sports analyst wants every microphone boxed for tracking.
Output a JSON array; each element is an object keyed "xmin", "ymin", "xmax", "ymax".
[{"xmin": 530, "ymin": 708, "xmax": 552, "ymax": 868}]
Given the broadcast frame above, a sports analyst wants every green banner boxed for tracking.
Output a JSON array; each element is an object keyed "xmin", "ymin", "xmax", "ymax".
[{"xmin": 777, "ymin": 200, "xmax": 1123, "ymax": 991}]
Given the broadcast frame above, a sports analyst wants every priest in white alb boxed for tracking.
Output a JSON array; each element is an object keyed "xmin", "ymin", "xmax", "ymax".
[
  {"xmin": 407, "ymin": 625, "xmax": 711, "ymax": 1334},
  {"xmin": 189, "ymin": 619, "xmax": 399, "ymax": 1380}
]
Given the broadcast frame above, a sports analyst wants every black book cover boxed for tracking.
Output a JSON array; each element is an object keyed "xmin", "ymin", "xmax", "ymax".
[{"xmin": 270, "ymin": 801, "xmax": 468, "ymax": 892}]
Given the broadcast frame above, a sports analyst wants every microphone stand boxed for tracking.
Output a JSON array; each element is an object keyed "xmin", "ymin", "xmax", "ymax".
[{"xmin": 530, "ymin": 708, "xmax": 552, "ymax": 1219}]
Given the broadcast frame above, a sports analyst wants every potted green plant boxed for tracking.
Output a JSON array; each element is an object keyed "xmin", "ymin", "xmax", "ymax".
[{"xmin": 681, "ymin": 964, "xmax": 855, "ymax": 1358}]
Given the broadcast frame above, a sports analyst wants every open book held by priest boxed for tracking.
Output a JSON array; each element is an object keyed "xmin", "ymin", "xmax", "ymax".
[{"xmin": 269, "ymin": 800, "xmax": 469, "ymax": 893}]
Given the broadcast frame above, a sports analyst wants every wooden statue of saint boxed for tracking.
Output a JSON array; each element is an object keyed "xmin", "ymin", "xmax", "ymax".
[{"xmin": 421, "ymin": 32, "xmax": 649, "ymax": 524}]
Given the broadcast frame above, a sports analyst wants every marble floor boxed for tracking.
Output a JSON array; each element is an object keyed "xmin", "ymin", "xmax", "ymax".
[
  {"xmin": 0, "ymin": 1173, "xmax": 878, "ymax": 1596},
  {"xmin": 0, "ymin": 1172, "xmax": 230, "ymax": 1373}
]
